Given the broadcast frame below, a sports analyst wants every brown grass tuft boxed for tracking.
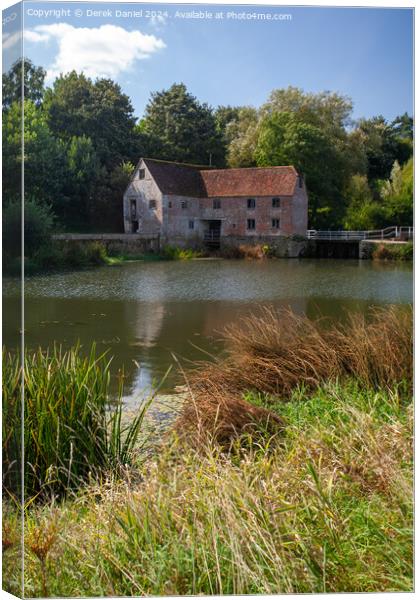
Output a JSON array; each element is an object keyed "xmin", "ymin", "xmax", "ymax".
[{"xmin": 175, "ymin": 306, "xmax": 412, "ymax": 442}]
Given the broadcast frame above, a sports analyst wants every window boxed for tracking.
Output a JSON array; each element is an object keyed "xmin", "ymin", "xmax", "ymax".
[
  {"xmin": 247, "ymin": 219, "xmax": 256, "ymax": 230},
  {"xmin": 247, "ymin": 198, "xmax": 256, "ymax": 209},
  {"xmin": 272, "ymin": 197, "xmax": 280, "ymax": 208},
  {"xmin": 168, "ymin": 201, "xmax": 172, "ymax": 208},
  {"xmin": 149, "ymin": 199, "xmax": 157, "ymax": 210},
  {"xmin": 213, "ymin": 199, "xmax": 221, "ymax": 209},
  {"xmin": 189, "ymin": 220, "xmax": 194, "ymax": 230},
  {"xmin": 272, "ymin": 218, "xmax": 280, "ymax": 229},
  {"xmin": 138, "ymin": 168, "xmax": 145, "ymax": 180},
  {"xmin": 181, "ymin": 200, "xmax": 188, "ymax": 209}
]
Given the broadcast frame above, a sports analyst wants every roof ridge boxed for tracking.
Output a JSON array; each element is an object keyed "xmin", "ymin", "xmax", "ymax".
[
  {"xmin": 200, "ymin": 165, "xmax": 297, "ymax": 174},
  {"xmin": 143, "ymin": 157, "xmax": 213, "ymax": 170}
]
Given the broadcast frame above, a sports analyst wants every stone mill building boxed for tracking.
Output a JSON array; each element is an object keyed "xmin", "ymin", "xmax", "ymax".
[{"xmin": 123, "ymin": 158, "xmax": 308, "ymax": 252}]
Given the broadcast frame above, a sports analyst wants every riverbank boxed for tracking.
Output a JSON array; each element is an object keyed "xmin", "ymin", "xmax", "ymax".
[
  {"xmin": 2, "ymin": 306, "xmax": 413, "ymax": 595},
  {"xmin": 4, "ymin": 237, "xmax": 412, "ymax": 277}
]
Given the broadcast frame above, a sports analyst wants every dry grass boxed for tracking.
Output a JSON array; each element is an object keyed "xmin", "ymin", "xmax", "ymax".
[
  {"xmin": 176, "ymin": 306, "xmax": 412, "ymax": 441},
  {"xmin": 3, "ymin": 382, "xmax": 413, "ymax": 596}
]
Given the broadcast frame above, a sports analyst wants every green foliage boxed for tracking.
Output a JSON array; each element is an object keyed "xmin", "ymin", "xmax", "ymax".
[
  {"xmin": 255, "ymin": 112, "xmax": 346, "ymax": 227},
  {"xmin": 2, "ymin": 58, "xmax": 46, "ymax": 109},
  {"xmin": 162, "ymin": 245, "xmax": 204, "ymax": 260},
  {"xmin": 142, "ymin": 83, "xmax": 225, "ymax": 166},
  {"xmin": 371, "ymin": 242, "xmax": 413, "ymax": 261},
  {"xmin": 2, "ymin": 345, "xmax": 150, "ymax": 500},
  {"xmin": 1, "ymin": 58, "xmax": 414, "ymax": 234},
  {"xmin": 380, "ymin": 159, "xmax": 413, "ymax": 225},
  {"xmin": 3, "ymin": 198, "xmax": 55, "ymax": 260}
]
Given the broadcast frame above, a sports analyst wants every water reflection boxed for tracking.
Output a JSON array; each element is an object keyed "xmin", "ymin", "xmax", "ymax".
[{"xmin": 3, "ymin": 259, "xmax": 413, "ymax": 403}]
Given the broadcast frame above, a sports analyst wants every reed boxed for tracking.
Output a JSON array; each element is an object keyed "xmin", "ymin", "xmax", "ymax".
[{"xmin": 2, "ymin": 345, "xmax": 149, "ymax": 500}]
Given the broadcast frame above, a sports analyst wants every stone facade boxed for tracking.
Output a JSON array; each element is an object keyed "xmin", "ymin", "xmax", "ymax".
[{"xmin": 123, "ymin": 158, "xmax": 308, "ymax": 248}]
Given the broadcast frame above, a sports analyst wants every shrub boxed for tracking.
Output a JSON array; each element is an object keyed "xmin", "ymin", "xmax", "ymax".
[{"xmin": 372, "ymin": 242, "xmax": 413, "ymax": 261}]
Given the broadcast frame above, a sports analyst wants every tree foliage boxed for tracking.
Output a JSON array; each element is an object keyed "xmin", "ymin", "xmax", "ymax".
[
  {"xmin": 142, "ymin": 83, "xmax": 225, "ymax": 166},
  {"xmin": 2, "ymin": 58, "xmax": 46, "ymax": 110},
  {"xmin": 2, "ymin": 59, "xmax": 413, "ymax": 233}
]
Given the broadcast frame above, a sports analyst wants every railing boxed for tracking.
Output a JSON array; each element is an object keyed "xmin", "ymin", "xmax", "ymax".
[{"xmin": 307, "ymin": 226, "xmax": 413, "ymax": 241}]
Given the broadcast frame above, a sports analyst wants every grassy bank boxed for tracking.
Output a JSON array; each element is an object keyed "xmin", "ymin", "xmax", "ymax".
[
  {"xmin": 371, "ymin": 241, "xmax": 413, "ymax": 261},
  {"xmin": 4, "ymin": 241, "xmax": 206, "ymax": 276},
  {"xmin": 2, "ymin": 306, "xmax": 413, "ymax": 595},
  {"xmin": 3, "ymin": 380, "xmax": 412, "ymax": 596}
]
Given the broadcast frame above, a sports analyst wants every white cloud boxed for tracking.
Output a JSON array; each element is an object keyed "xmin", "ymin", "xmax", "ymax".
[
  {"xmin": 25, "ymin": 23, "xmax": 165, "ymax": 82},
  {"xmin": 2, "ymin": 30, "xmax": 21, "ymax": 50}
]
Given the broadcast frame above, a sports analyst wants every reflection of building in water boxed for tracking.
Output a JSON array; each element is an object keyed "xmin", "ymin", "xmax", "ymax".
[{"xmin": 123, "ymin": 301, "xmax": 166, "ymax": 403}]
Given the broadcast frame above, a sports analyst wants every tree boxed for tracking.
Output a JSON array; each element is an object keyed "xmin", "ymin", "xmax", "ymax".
[
  {"xmin": 255, "ymin": 112, "xmax": 346, "ymax": 228},
  {"xmin": 2, "ymin": 100, "xmax": 65, "ymax": 203},
  {"xmin": 44, "ymin": 72, "xmax": 137, "ymax": 169},
  {"xmin": 262, "ymin": 87, "xmax": 354, "ymax": 138},
  {"xmin": 2, "ymin": 58, "xmax": 46, "ymax": 109},
  {"xmin": 380, "ymin": 159, "xmax": 413, "ymax": 225},
  {"xmin": 225, "ymin": 107, "xmax": 259, "ymax": 167},
  {"xmin": 142, "ymin": 83, "xmax": 225, "ymax": 166},
  {"xmin": 355, "ymin": 116, "xmax": 412, "ymax": 182},
  {"xmin": 3, "ymin": 198, "xmax": 55, "ymax": 259},
  {"xmin": 343, "ymin": 174, "xmax": 385, "ymax": 230},
  {"xmin": 391, "ymin": 112, "xmax": 413, "ymax": 140}
]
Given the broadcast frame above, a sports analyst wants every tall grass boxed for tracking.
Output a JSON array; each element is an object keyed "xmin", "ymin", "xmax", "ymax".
[
  {"xmin": 3, "ymin": 381, "xmax": 413, "ymax": 596},
  {"xmin": 2, "ymin": 345, "xmax": 149, "ymax": 500},
  {"xmin": 177, "ymin": 305, "xmax": 412, "ymax": 442}
]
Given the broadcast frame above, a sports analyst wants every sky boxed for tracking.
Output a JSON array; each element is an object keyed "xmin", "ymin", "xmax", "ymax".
[{"xmin": 2, "ymin": 1, "xmax": 414, "ymax": 123}]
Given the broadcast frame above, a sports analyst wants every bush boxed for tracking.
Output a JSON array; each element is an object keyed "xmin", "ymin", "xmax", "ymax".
[{"xmin": 372, "ymin": 242, "xmax": 413, "ymax": 261}]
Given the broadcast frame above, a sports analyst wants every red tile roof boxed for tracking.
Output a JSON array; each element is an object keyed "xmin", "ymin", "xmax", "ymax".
[
  {"xmin": 201, "ymin": 166, "xmax": 298, "ymax": 197},
  {"xmin": 140, "ymin": 159, "xmax": 298, "ymax": 198}
]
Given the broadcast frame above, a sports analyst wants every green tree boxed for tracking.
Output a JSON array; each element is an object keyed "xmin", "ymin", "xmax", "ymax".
[
  {"xmin": 225, "ymin": 107, "xmax": 259, "ymax": 167},
  {"xmin": 355, "ymin": 116, "xmax": 412, "ymax": 182},
  {"xmin": 3, "ymin": 198, "xmax": 55, "ymax": 259},
  {"xmin": 255, "ymin": 112, "xmax": 346, "ymax": 227},
  {"xmin": 3, "ymin": 100, "xmax": 65, "ymax": 203},
  {"xmin": 2, "ymin": 58, "xmax": 46, "ymax": 110},
  {"xmin": 44, "ymin": 72, "xmax": 137, "ymax": 169},
  {"xmin": 380, "ymin": 159, "xmax": 413, "ymax": 225},
  {"xmin": 142, "ymin": 83, "xmax": 225, "ymax": 166},
  {"xmin": 343, "ymin": 174, "xmax": 385, "ymax": 230}
]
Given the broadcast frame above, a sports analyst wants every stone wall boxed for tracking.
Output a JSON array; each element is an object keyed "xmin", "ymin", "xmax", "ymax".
[
  {"xmin": 52, "ymin": 234, "xmax": 160, "ymax": 255},
  {"xmin": 220, "ymin": 235, "xmax": 309, "ymax": 258}
]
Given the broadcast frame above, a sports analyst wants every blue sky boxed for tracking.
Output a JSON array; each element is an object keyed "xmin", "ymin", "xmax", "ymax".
[{"xmin": 3, "ymin": 2, "xmax": 414, "ymax": 122}]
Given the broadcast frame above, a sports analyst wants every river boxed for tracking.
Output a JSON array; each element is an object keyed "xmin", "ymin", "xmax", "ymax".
[{"xmin": 3, "ymin": 258, "xmax": 413, "ymax": 404}]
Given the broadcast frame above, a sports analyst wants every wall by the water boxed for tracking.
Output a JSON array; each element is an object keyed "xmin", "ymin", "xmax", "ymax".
[
  {"xmin": 53, "ymin": 234, "xmax": 160, "ymax": 255},
  {"xmin": 220, "ymin": 235, "xmax": 309, "ymax": 258}
]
